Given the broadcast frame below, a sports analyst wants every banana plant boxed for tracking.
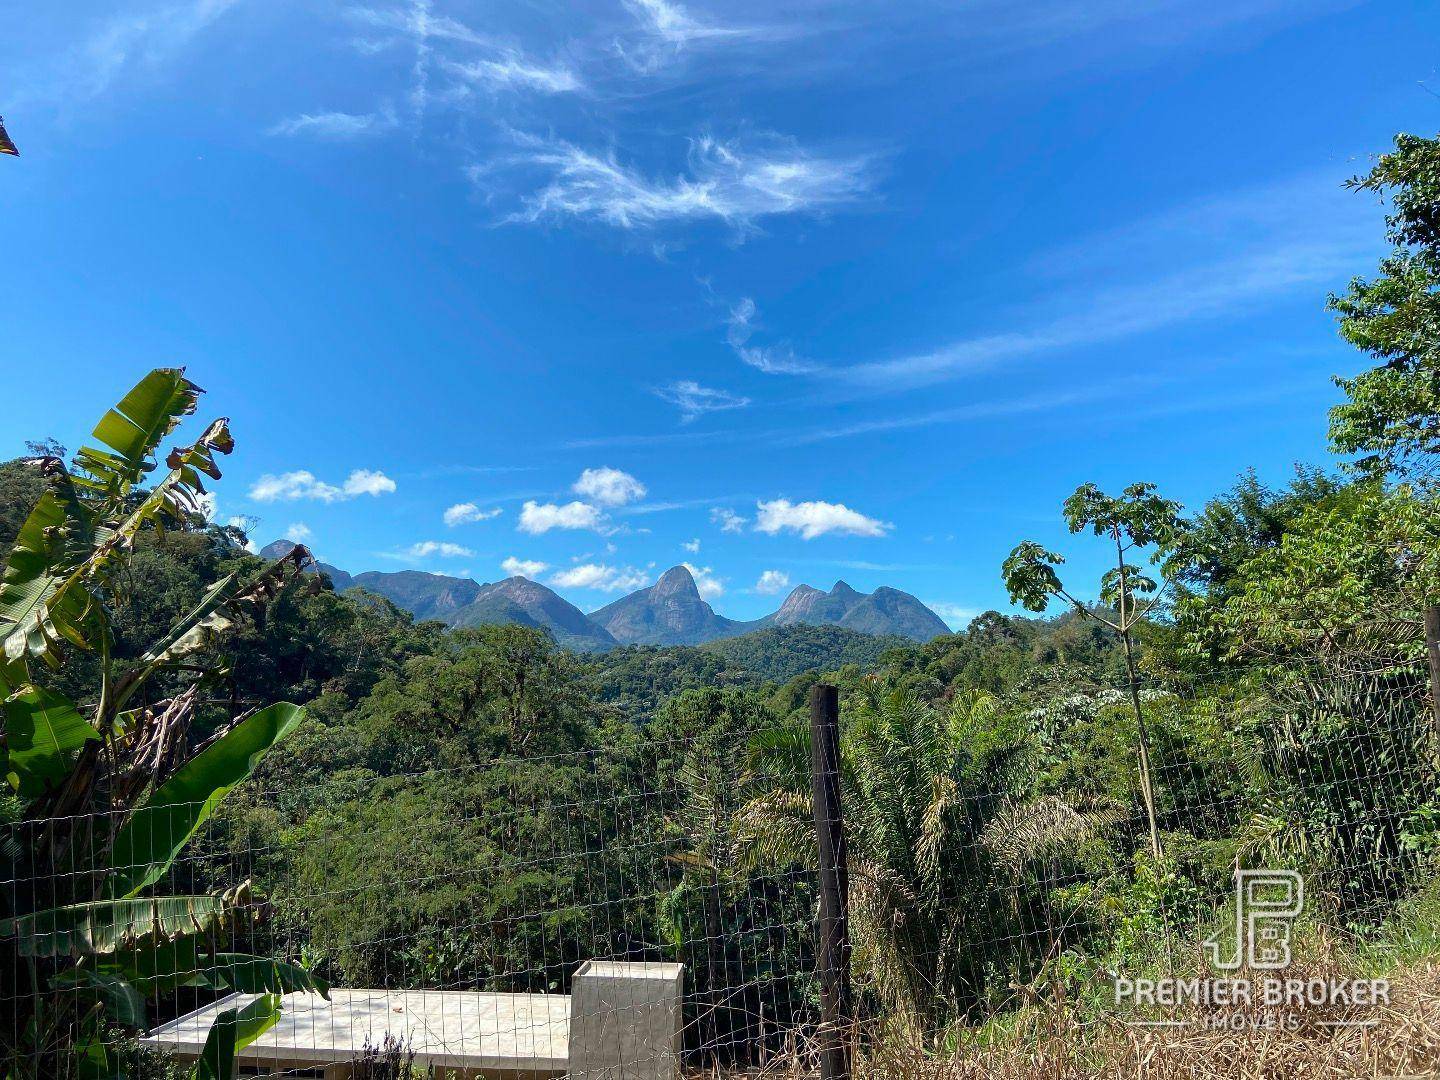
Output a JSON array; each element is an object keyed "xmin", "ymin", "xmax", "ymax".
[{"xmin": 0, "ymin": 370, "xmax": 326, "ymax": 1080}]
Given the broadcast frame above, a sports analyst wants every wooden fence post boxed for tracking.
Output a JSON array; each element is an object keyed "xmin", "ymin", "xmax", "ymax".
[
  {"xmin": 809, "ymin": 683, "xmax": 853, "ymax": 1080},
  {"xmin": 1425, "ymin": 605, "xmax": 1440, "ymax": 732}
]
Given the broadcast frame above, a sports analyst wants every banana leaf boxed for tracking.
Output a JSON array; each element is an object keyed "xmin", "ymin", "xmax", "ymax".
[
  {"xmin": 107, "ymin": 703, "xmax": 304, "ymax": 898},
  {"xmin": 1, "ymin": 894, "xmax": 234, "ymax": 958},
  {"xmin": 3, "ymin": 682, "xmax": 99, "ymax": 797},
  {"xmin": 194, "ymin": 993, "xmax": 280, "ymax": 1080}
]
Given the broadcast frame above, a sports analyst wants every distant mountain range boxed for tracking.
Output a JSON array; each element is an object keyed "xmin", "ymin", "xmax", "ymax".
[{"xmin": 259, "ymin": 540, "xmax": 951, "ymax": 650}]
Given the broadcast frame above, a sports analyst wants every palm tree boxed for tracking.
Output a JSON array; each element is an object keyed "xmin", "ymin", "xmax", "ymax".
[{"xmin": 739, "ymin": 683, "xmax": 1026, "ymax": 1032}]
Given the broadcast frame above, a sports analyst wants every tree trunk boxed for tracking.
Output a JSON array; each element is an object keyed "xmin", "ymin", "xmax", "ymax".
[{"xmin": 1121, "ymin": 628, "xmax": 1163, "ymax": 861}]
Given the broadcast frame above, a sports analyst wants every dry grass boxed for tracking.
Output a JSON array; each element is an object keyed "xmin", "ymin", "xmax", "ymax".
[{"xmin": 702, "ymin": 955, "xmax": 1440, "ymax": 1080}]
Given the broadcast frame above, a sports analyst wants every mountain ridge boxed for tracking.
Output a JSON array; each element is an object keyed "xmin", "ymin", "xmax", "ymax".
[{"xmin": 258, "ymin": 541, "xmax": 952, "ymax": 649}]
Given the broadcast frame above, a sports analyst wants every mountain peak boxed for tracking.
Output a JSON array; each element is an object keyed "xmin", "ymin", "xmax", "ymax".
[
  {"xmin": 259, "ymin": 539, "xmax": 298, "ymax": 560},
  {"xmin": 654, "ymin": 564, "xmax": 700, "ymax": 599},
  {"xmin": 768, "ymin": 579, "xmax": 947, "ymax": 642},
  {"xmin": 591, "ymin": 565, "xmax": 741, "ymax": 646},
  {"xmin": 449, "ymin": 576, "xmax": 617, "ymax": 652}
]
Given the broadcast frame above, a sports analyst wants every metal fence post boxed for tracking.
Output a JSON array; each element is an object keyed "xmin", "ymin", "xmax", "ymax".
[{"xmin": 809, "ymin": 683, "xmax": 853, "ymax": 1080}]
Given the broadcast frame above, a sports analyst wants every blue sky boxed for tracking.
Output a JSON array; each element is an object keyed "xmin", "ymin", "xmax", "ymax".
[{"xmin": 3, "ymin": 0, "xmax": 1437, "ymax": 624}]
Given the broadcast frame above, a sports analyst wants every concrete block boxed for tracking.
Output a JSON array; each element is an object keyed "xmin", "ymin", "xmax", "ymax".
[{"xmin": 567, "ymin": 961, "xmax": 684, "ymax": 1080}]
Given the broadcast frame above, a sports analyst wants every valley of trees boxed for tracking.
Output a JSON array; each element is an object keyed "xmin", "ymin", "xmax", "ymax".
[{"xmin": 6, "ymin": 131, "xmax": 1440, "ymax": 1077}]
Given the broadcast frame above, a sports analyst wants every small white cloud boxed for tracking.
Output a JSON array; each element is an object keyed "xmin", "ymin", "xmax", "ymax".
[
  {"xmin": 682, "ymin": 562, "xmax": 724, "ymax": 598},
  {"xmin": 551, "ymin": 563, "xmax": 651, "ymax": 592},
  {"xmin": 343, "ymin": 469, "xmax": 397, "ymax": 497},
  {"xmin": 654, "ymin": 380, "xmax": 750, "ymax": 422},
  {"xmin": 682, "ymin": 537, "xmax": 701, "ymax": 553},
  {"xmin": 250, "ymin": 471, "xmax": 339, "ymax": 502},
  {"xmin": 501, "ymin": 556, "xmax": 549, "ymax": 578},
  {"xmin": 285, "ymin": 522, "xmax": 313, "ymax": 542},
  {"xmin": 754, "ymin": 498, "xmax": 891, "ymax": 540},
  {"xmin": 924, "ymin": 601, "xmax": 982, "ymax": 631},
  {"xmin": 573, "ymin": 467, "xmax": 647, "ymax": 507},
  {"xmin": 249, "ymin": 468, "xmax": 395, "ymax": 503},
  {"xmin": 407, "ymin": 540, "xmax": 473, "ymax": 558},
  {"xmin": 518, "ymin": 500, "xmax": 606, "ymax": 534},
  {"xmin": 710, "ymin": 507, "xmax": 747, "ymax": 533},
  {"xmin": 268, "ymin": 108, "xmax": 397, "ymax": 139},
  {"xmin": 755, "ymin": 569, "xmax": 791, "ymax": 594},
  {"xmin": 444, "ymin": 502, "xmax": 503, "ymax": 526}
]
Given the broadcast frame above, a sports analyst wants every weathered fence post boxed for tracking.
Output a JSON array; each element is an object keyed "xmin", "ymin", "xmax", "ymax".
[
  {"xmin": 1426, "ymin": 605, "xmax": 1440, "ymax": 732},
  {"xmin": 809, "ymin": 683, "xmax": 853, "ymax": 1080}
]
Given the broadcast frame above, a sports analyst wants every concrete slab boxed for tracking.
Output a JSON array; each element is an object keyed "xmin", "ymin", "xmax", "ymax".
[{"xmin": 144, "ymin": 988, "xmax": 572, "ymax": 1073}]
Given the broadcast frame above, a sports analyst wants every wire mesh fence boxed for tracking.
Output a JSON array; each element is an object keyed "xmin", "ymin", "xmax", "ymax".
[{"xmin": 5, "ymin": 641, "xmax": 1440, "ymax": 1079}]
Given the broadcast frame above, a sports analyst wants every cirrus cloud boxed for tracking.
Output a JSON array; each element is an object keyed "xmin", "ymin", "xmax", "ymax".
[
  {"xmin": 268, "ymin": 108, "xmax": 397, "ymax": 139},
  {"xmin": 654, "ymin": 380, "xmax": 750, "ymax": 422},
  {"xmin": 502, "ymin": 133, "xmax": 872, "ymax": 234},
  {"xmin": 754, "ymin": 498, "xmax": 891, "ymax": 540}
]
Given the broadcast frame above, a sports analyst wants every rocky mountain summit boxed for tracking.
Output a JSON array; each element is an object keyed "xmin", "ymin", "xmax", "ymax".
[{"xmin": 259, "ymin": 543, "xmax": 952, "ymax": 650}]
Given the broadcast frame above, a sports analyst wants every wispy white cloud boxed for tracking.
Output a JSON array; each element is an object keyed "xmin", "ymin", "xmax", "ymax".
[
  {"xmin": 442, "ymin": 54, "xmax": 581, "ymax": 94},
  {"xmin": 518, "ymin": 500, "xmax": 606, "ymax": 534},
  {"xmin": 329, "ymin": 0, "xmax": 580, "ymax": 133},
  {"xmin": 16, "ymin": 0, "xmax": 240, "ymax": 108},
  {"xmin": 284, "ymin": 522, "xmax": 313, "ymax": 542},
  {"xmin": 835, "ymin": 171, "xmax": 1377, "ymax": 392},
  {"xmin": 500, "ymin": 133, "xmax": 873, "ymax": 233},
  {"xmin": 754, "ymin": 569, "xmax": 791, "ymax": 594},
  {"xmin": 624, "ymin": 0, "xmax": 740, "ymax": 46},
  {"xmin": 711, "ymin": 507, "xmax": 747, "ymax": 533},
  {"xmin": 654, "ymin": 380, "xmax": 750, "ymax": 422},
  {"xmin": 249, "ymin": 469, "xmax": 396, "ymax": 503},
  {"xmin": 268, "ymin": 108, "xmax": 397, "ymax": 139},
  {"xmin": 444, "ymin": 502, "xmax": 503, "ymax": 526},
  {"xmin": 407, "ymin": 540, "xmax": 473, "ymax": 558},
  {"xmin": 682, "ymin": 537, "xmax": 701, "ymax": 553},
  {"xmin": 754, "ymin": 498, "xmax": 891, "ymax": 540},
  {"xmin": 573, "ymin": 467, "xmax": 647, "ymax": 507},
  {"xmin": 551, "ymin": 562, "xmax": 651, "ymax": 591},
  {"xmin": 727, "ymin": 297, "xmax": 820, "ymax": 374},
  {"xmin": 501, "ymin": 556, "xmax": 549, "ymax": 577}
]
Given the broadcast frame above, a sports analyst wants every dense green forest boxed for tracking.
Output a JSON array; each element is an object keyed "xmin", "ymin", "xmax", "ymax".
[{"xmin": 7, "ymin": 131, "xmax": 1440, "ymax": 1078}]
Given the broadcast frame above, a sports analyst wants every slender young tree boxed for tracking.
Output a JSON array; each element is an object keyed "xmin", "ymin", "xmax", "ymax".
[{"xmin": 1001, "ymin": 482, "xmax": 1182, "ymax": 861}]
